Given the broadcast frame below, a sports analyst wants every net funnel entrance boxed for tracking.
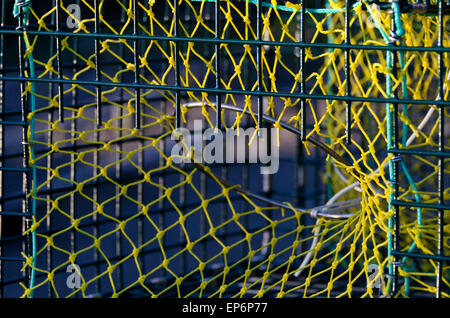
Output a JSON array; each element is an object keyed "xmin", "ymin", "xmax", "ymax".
[{"xmin": 0, "ymin": 0, "xmax": 448, "ymax": 298}]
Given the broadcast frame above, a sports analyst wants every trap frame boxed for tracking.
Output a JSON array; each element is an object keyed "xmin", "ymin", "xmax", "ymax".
[{"xmin": 0, "ymin": 0, "xmax": 448, "ymax": 298}]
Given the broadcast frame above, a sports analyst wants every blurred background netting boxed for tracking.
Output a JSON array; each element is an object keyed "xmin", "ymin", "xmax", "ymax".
[{"xmin": 0, "ymin": 0, "xmax": 448, "ymax": 298}]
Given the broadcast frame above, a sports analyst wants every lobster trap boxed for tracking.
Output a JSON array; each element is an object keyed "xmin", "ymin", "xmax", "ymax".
[{"xmin": 0, "ymin": 0, "xmax": 448, "ymax": 298}]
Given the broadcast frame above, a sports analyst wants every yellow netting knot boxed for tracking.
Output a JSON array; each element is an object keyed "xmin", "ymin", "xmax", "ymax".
[
  {"xmin": 93, "ymin": 238, "xmax": 103, "ymax": 251},
  {"xmin": 76, "ymin": 182, "xmax": 84, "ymax": 192},
  {"xmin": 126, "ymin": 8, "xmax": 133, "ymax": 19},
  {"xmin": 331, "ymin": 260, "xmax": 339, "ymax": 270},
  {"xmin": 205, "ymin": 61, "xmax": 213, "ymax": 72},
  {"xmin": 23, "ymin": 253, "xmax": 33, "ymax": 267},
  {"xmin": 288, "ymin": 255, "xmax": 296, "ymax": 264},
  {"xmin": 126, "ymin": 63, "xmax": 135, "ymax": 72},
  {"xmin": 27, "ymin": 220, "xmax": 38, "ymax": 234},
  {"xmin": 327, "ymin": 281, "xmax": 334, "ymax": 292},
  {"xmin": 183, "ymin": 59, "xmax": 190, "ymax": 70},
  {"xmin": 225, "ymin": 12, "xmax": 232, "ymax": 22},
  {"xmin": 186, "ymin": 241, "xmax": 194, "ymax": 251},
  {"xmin": 201, "ymin": 199, "xmax": 209, "ymax": 209},
  {"xmin": 78, "ymin": 21, "xmax": 87, "ymax": 32},
  {"xmin": 263, "ymin": 16, "xmax": 271, "ymax": 29},
  {"xmin": 21, "ymin": 284, "xmax": 31, "ymax": 298},
  {"xmin": 139, "ymin": 56, "xmax": 147, "ymax": 69},
  {"xmin": 348, "ymin": 262, "xmax": 355, "ymax": 272},
  {"xmin": 37, "ymin": 18, "xmax": 46, "ymax": 28},
  {"xmin": 184, "ymin": 174, "xmax": 192, "ymax": 184},
  {"xmin": 277, "ymin": 291, "xmax": 285, "ymax": 298},
  {"xmin": 350, "ymin": 242, "xmax": 357, "ymax": 254},
  {"xmin": 316, "ymin": 21, "xmax": 324, "ymax": 33},
  {"xmin": 117, "ymin": 221, "xmax": 126, "ymax": 232},
  {"xmin": 86, "ymin": 59, "xmax": 95, "ymax": 70},
  {"xmin": 268, "ymin": 254, "xmax": 276, "ymax": 263},
  {"xmin": 305, "ymin": 48, "xmax": 312, "ymax": 60},
  {"xmin": 271, "ymin": 237, "xmax": 279, "ymax": 246},
  {"xmin": 373, "ymin": 248, "xmax": 380, "ymax": 259},
  {"xmin": 163, "ymin": 187, "xmax": 172, "ymax": 198},
  {"xmin": 168, "ymin": 56, "xmax": 175, "ymax": 68},
  {"xmin": 106, "ymin": 265, "xmax": 116, "ymax": 275},
  {"xmin": 129, "ymin": 127, "xmax": 138, "ymax": 136},
  {"xmin": 52, "ymin": 168, "xmax": 60, "ymax": 178},
  {"xmin": 269, "ymin": 72, "xmax": 276, "ymax": 83},
  {"xmin": 45, "ymin": 63, "xmax": 55, "ymax": 74}
]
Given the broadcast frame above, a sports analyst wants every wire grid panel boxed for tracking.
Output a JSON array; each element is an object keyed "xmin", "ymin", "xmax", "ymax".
[{"xmin": 0, "ymin": 0, "xmax": 448, "ymax": 298}]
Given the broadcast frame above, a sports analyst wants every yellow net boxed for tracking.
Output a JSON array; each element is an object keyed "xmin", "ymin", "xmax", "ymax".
[{"xmin": 18, "ymin": 0, "xmax": 449, "ymax": 298}]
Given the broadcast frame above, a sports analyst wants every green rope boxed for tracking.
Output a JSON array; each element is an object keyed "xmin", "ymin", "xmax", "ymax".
[{"xmin": 13, "ymin": 0, "xmax": 37, "ymax": 298}]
